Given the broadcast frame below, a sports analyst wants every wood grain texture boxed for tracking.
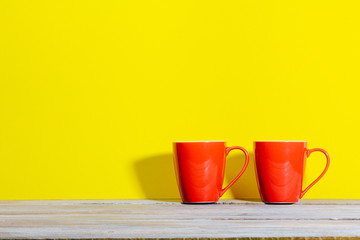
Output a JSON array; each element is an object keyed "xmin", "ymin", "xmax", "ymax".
[{"xmin": 0, "ymin": 200, "xmax": 359, "ymax": 239}]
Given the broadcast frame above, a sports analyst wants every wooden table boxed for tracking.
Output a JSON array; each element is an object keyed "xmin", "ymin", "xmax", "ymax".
[{"xmin": 0, "ymin": 199, "xmax": 359, "ymax": 239}]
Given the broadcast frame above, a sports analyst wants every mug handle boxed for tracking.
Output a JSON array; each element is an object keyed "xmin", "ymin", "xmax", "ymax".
[
  {"xmin": 219, "ymin": 146, "xmax": 249, "ymax": 197},
  {"xmin": 300, "ymin": 148, "xmax": 330, "ymax": 198}
]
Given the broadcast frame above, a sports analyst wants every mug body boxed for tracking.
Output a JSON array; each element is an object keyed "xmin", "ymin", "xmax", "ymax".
[
  {"xmin": 254, "ymin": 141, "xmax": 307, "ymax": 204},
  {"xmin": 173, "ymin": 141, "xmax": 226, "ymax": 203}
]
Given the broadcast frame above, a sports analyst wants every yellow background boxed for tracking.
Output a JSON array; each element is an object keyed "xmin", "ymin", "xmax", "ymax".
[{"xmin": 0, "ymin": 1, "xmax": 359, "ymax": 200}]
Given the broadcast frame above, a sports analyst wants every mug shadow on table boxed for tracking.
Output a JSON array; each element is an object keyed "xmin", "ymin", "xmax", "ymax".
[
  {"xmin": 134, "ymin": 154, "xmax": 180, "ymax": 201},
  {"xmin": 224, "ymin": 152, "xmax": 261, "ymax": 201}
]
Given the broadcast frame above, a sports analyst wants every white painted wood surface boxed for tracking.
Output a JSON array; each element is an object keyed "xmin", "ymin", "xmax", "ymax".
[{"xmin": 0, "ymin": 199, "xmax": 359, "ymax": 239}]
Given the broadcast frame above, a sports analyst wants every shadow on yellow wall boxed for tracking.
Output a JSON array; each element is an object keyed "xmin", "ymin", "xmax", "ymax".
[
  {"xmin": 134, "ymin": 152, "xmax": 261, "ymax": 200},
  {"xmin": 225, "ymin": 152, "xmax": 261, "ymax": 201},
  {"xmin": 134, "ymin": 154, "xmax": 180, "ymax": 200}
]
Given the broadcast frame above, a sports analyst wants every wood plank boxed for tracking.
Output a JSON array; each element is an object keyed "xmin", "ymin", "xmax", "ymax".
[{"xmin": 0, "ymin": 200, "xmax": 359, "ymax": 239}]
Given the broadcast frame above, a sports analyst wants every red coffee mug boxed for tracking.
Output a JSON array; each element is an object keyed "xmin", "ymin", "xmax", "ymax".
[
  {"xmin": 173, "ymin": 141, "xmax": 249, "ymax": 203},
  {"xmin": 254, "ymin": 141, "xmax": 330, "ymax": 204}
]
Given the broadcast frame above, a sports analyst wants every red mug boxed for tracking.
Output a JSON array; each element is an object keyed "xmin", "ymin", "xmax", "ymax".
[
  {"xmin": 173, "ymin": 141, "xmax": 249, "ymax": 203},
  {"xmin": 254, "ymin": 141, "xmax": 330, "ymax": 204}
]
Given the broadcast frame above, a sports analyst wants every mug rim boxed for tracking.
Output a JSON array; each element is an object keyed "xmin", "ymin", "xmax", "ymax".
[
  {"xmin": 254, "ymin": 140, "xmax": 307, "ymax": 143},
  {"xmin": 174, "ymin": 140, "xmax": 226, "ymax": 143}
]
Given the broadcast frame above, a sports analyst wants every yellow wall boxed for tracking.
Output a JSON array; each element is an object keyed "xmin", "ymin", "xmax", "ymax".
[{"xmin": 0, "ymin": 1, "xmax": 359, "ymax": 200}]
